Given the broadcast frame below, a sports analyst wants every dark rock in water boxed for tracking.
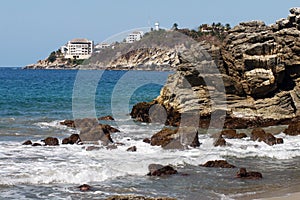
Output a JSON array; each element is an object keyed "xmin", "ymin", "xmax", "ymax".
[
  {"xmin": 147, "ymin": 164, "xmax": 178, "ymax": 176},
  {"xmin": 214, "ymin": 137, "xmax": 226, "ymax": 147},
  {"xmin": 143, "ymin": 138, "xmax": 151, "ymax": 143},
  {"xmin": 220, "ymin": 130, "xmax": 237, "ymax": 139},
  {"xmin": 284, "ymin": 120, "xmax": 300, "ymax": 136},
  {"xmin": 236, "ymin": 168, "xmax": 263, "ymax": 179},
  {"xmin": 201, "ymin": 160, "xmax": 236, "ymax": 168},
  {"xmin": 75, "ymin": 118, "xmax": 118, "ymax": 145},
  {"xmin": 78, "ymin": 184, "xmax": 91, "ymax": 192},
  {"xmin": 86, "ymin": 146, "xmax": 103, "ymax": 151},
  {"xmin": 251, "ymin": 128, "xmax": 266, "ymax": 142},
  {"xmin": 251, "ymin": 128, "xmax": 282, "ymax": 145},
  {"xmin": 150, "ymin": 127, "xmax": 200, "ymax": 149},
  {"xmin": 42, "ymin": 137, "xmax": 59, "ymax": 146},
  {"xmin": 106, "ymin": 195, "xmax": 177, "ymax": 200},
  {"xmin": 32, "ymin": 143, "xmax": 42, "ymax": 146},
  {"xmin": 130, "ymin": 102, "xmax": 153, "ymax": 123},
  {"xmin": 276, "ymin": 138, "xmax": 284, "ymax": 144},
  {"xmin": 221, "ymin": 130, "xmax": 247, "ymax": 139},
  {"xmin": 130, "ymin": 101, "xmax": 180, "ymax": 126},
  {"xmin": 22, "ymin": 140, "xmax": 32, "ymax": 145},
  {"xmin": 62, "ymin": 134, "xmax": 81, "ymax": 145},
  {"xmin": 98, "ymin": 115, "xmax": 115, "ymax": 121},
  {"xmin": 62, "ymin": 138, "xmax": 70, "ymax": 144},
  {"xmin": 150, "ymin": 128, "xmax": 177, "ymax": 147},
  {"xmin": 60, "ymin": 119, "xmax": 75, "ymax": 128},
  {"xmin": 126, "ymin": 146, "xmax": 137, "ymax": 152}
]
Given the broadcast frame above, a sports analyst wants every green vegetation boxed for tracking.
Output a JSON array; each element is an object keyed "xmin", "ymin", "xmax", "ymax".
[
  {"xmin": 176, "ymin": 22, "xmax": 231, "ymax": 44},
  {"xmin": 47, "ymin": 51, "xmax": 57, "ymax": 63}
]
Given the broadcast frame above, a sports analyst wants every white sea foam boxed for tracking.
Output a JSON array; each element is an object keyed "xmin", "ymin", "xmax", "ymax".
[
  {"xmin": 34, "ymin": 120, "xmax": 66, "ymax": 129},
  {"xmin": 0, "ymin": 130, "xmax": 299, "ymax": 185}
]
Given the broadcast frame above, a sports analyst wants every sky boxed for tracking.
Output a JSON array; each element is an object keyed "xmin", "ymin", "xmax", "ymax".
[{"xmin": 0, "ymin": 0, "xmax": 299, "ymax": 67}]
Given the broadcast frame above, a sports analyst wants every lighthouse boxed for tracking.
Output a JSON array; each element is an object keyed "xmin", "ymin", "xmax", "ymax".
[{"xmin": 154, "ymin": 22, "xmax": 160, "ymax": 31}]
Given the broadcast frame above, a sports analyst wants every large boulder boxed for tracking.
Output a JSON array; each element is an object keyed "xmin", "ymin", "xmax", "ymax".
[
  {"xmin": 60, "ymin": 118, "xmax": 119, "ymax": 145},
  {"xmin": 150, "ymin": 127, "xmax": 200, "ymax": 149}
]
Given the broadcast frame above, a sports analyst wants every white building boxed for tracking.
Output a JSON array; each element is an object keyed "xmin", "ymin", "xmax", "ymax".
[
  {"xmin": 95, "ymin": 43, "xmax": 110, "ymax": 49},
  {"xmin": 62, "ymin": 38, "xmax": 94, "ymax": 59},
  {"xmin": 154, "ymin": 22, "xmax": 160, "ymax": 31},
  {"xmin": 125, "ymin": 31, "xmax": 143, "ymax": 43}
]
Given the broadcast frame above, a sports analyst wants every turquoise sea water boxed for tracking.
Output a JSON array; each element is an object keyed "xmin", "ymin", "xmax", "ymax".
[{"xmin": 0, "ymin": 68, "xmax": 299, "ymax": 200}]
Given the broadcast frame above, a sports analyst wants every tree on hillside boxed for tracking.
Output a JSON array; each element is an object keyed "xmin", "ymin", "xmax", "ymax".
[
  {"xmin": 172, "ymin": 23, "xmax": 179, "ymax": 30},
  {"xmin": 225, "ymin": 23, "xmax": 231, "ymax": 30},
  {"xmin": 47, "ymin": 51, "xmax": 56, "ymax": 63}
]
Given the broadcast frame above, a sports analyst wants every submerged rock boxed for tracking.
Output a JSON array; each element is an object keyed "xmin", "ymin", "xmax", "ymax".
[
  {"xmin": 201, "ymin": 160, "xmax": 236, "ymax": 168},
  {"xmin": 78, "ymin": 184, "xmax": 91, "ymax": 192},
  {"xmin": 236, "ymin": 168, "xmax": 263, "ymax": 179},
  {"xmin": 147, "ymin": 164, "xmax": 178, "ymax": 176}
]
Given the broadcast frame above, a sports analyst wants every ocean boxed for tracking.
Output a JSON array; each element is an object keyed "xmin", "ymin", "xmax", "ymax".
[{"xmin": 0, "ymin": 67, "xmax": 299, "ymax": 200}]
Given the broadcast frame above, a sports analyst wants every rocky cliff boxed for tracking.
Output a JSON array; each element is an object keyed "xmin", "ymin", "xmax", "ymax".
[{"xmin": 131, "ymin": 8, "xmax": 300, "ymax": 129}]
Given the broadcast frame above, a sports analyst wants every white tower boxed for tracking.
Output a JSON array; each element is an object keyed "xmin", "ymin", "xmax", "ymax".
[{"xmin": 154, "ymin": 22, "xmax": 159, "ymax": 31}]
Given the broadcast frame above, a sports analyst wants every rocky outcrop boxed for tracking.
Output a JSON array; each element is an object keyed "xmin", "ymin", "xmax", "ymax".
[
  {"xmin": 23, "ymin": 51, "xmax": 77, "ymax": 69},
  {"xmin": 132, "ymin": 8, "xmax": 300, "ymax": 129},
  {"xmin": 150, "ymin": 127, "xmax": 200, "ymax": 149},
  {"xmin": 105, "ymin": 48, "xmax": 180, "ymax": 71}
]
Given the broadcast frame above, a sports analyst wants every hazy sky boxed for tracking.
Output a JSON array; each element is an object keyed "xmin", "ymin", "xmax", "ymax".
[{"xmin": 0, "ymin": 0, "xmax": 298, "ymax": 67}]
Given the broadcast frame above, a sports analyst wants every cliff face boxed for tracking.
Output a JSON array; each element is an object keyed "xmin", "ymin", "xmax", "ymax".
[
  {"xmin": 147, "ymin": 8, "xmax": 300, "ymax": 128},
  {"xmin": 96, "ymin": 48, "xmax": 180, "ymax": 71}
]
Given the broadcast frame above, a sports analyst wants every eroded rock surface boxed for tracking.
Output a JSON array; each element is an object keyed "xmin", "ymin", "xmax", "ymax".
[{"xmin": 132, "ymin": 8, "xmax": 300, "ymax": 129}]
